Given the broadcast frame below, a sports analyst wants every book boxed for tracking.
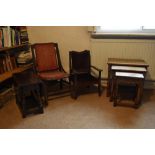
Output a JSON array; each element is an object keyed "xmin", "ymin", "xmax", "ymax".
[
  {"xmin": 7, "ymin": 26, "xmax": 11, "ymax": 47},
  {"xmin": 2, "ymin": 26, "xmax": 11, "ymax": 47},
  {"xmin": 0, "ymin": 54, "xmax": 7, "ymax": 72},
  {"xmin": 0, "ymin": 57, "xmax": 4, "ymax": 74},
  {"xmin": 11, "ymin": 28, "xmax": 15, "ymax": 46},
  {"xmin": 2, "ymin": 58, "xmax": 7, "ymax": 72},
  {"xmin": 0, "ymin": 29, "xmax": 3, "ymax": 48},
  {"xmin": 15, "ymin": 29, "xmax": 20, "ymax": 45},
  {"xmin": 7, "ymin": 54, "xmax": 13, "ymax": 70},
  {"xmin": 10, "ymin": 56, "xmax": 17, "ymax": 69}
]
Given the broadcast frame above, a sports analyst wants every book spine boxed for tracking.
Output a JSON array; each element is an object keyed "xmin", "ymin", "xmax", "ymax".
[
  {"xmin": 2, "ymin": 58, "xmax": 7, "ymax": 72},
  {"xmin": 0, "ymin": 29, "xmax": 3, "ymax": 48},
  {"xmin": 2, "ymin": 27, "xmax": 11, "ymax": 47},
  {"xmin": 7, "ymin": 26, "xmax": 11, "ymax": 47},
  {"xmin": 0, "ymin": 58, "xmax": 4, "ymax": 73},
  {"xmin": 7, "ymin": 55, "xmax": 13, "ymax": 70}
]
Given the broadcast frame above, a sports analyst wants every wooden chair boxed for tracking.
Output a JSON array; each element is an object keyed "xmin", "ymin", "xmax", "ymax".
[
  {"xmin": 31, "ymin": 42, "xmax": 69, "ymax": 99},
  {"xmin": 69, "ymin": 50, "xmax": 103, "ymax": 99}
]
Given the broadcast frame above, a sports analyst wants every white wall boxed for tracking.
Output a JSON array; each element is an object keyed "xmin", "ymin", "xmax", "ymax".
[{"xmin": 27, "ymin": 26, "xmax": 91, "ymax": 71}]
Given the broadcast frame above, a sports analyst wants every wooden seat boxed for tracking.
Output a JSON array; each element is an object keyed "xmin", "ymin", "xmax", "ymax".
[
  {"xmin": 69, "ymin": 50, "xmax": 102, "ymax": 99},
  {"xmin": 113, "ymin": 72, "xmax": 144, "ymax": 108}
]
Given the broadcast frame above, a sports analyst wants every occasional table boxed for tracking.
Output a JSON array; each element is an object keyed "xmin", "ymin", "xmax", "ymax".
[
  {"xmin": 113, "ymin": 72, "xmax": 144, "ymax": 108},
  {"xmin": 107, "ymin": 58, "xmax": 149, "ymax": 98},
  {"xmin": 13, "ymin": 71, "xmax": 48, "ymax": 118}
]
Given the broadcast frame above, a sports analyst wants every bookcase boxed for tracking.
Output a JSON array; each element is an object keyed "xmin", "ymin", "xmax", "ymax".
[
  {"xmin": 0, "ymin": 26, "xmax": 29, "ymax": 48},
  {"xmin": 0, "ymin": 26, "xmax": 32, "ymax": 108}
]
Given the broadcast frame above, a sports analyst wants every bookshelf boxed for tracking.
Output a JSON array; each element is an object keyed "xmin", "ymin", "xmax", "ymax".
[
  {"xmin": 0, "ymin": 26, "xmax": 29, "ymax": 48},
  {"xmin": 0, "ymin": 44, "xmax": 32, "ymax": 82},
  {"xmin": 0, "ymin": 64, "xmax": 32, "ymax": 82},
  {"xmin": 0, "ymin": 26, "xmax": 32, "ymax": 107}
]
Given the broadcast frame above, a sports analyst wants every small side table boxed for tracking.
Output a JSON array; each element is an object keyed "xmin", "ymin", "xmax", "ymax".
[
  {"xmin": 107, "ymin": 58, "xmax": 149, "ymax": 97},
  {"xmin": 113, "ymin": 72, "xmax": 144, "ymax": 108},
  {"xmin": 13, "ymin": 71, "xmax": 48, "ymax": 118}
]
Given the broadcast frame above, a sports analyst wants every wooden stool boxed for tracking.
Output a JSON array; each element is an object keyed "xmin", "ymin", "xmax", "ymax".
[
  {"xmin": 113, "ymin": 72, "xmax": 144, "ymax": 108},
  {"xmin": 13, "ymin": 71, "xmax": 48, "ymax": 118}
]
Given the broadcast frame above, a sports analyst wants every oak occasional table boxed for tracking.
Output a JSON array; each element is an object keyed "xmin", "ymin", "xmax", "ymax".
[
  {"xmin": 113, "ymin": 72, "xmax": 144, "ymax": 108},
  {"xmin": 107, "ymin": 58, "xmax": 149, "ymax": 99}
]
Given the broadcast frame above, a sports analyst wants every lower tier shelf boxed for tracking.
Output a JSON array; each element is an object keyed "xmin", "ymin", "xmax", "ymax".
[{"xmin": 0, "ymin": 64, "xmax": 33, "ymax": 82}]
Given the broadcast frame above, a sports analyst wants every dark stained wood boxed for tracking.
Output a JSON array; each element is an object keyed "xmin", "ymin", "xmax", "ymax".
[
  {"xmin": 107, "ymin": 58, "xmax": 149, "ymax": 98},
  {"xmin": 13, "ymin": 71, "xmax": 47, "ymax": 118},
  {"xmin": 31, "ymin": 42, "xmax": 70, "ymax": 99},
  {"xmin": 113, "ymin": 72, "xmax": 144, "ymax": 108},
  {"xmin": 69, "ymin": 50, "xmax": 102, "ymax": 99}
]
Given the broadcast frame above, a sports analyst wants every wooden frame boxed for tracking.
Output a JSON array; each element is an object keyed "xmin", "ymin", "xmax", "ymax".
[
  {"xmin": 107, "ymin": 58, "xmax": 149, "ymax": 99},
  {"xmin": 69, "ymin": 50, "xmax": 102, "ymax": 99},
  {"xmin": 31, "ymin": 42, "xmax": 70, "ymax": 99}
]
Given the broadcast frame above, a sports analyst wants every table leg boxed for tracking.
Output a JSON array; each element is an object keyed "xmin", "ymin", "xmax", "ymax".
[
  {"xmin": 107, "ymin": 64, "xmax": 111, "ymax": 97},
  {"xmin": 134, "ymin": 80, "xmax": 144, "ymax": 108}
]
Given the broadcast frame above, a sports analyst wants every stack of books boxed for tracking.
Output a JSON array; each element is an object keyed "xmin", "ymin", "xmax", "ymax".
[
  {"xmin": 17, "ymin": 51, "xmax": 32, "ymax": 65},
  {"xmin": 20, "ymin": 26, "xmax": 29, "ymax": 44}
]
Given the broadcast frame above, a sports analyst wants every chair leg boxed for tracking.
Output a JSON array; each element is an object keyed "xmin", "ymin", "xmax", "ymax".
[
  {"xmin": 60, "ymin": 79, "xmax": 63, "ymax": 89},
  {"xmin": 72, "ymin": 75, "xmax": 78, "ymax": 99},
  {"xmin": 73, "ymin": 84, "xmax": 78, "ymax": 99},
  {"xmin": 73, "ymin": 92, "xmax": 78, "ymax": 99},
  {"xmin": 113, "ymin": 78, "xmax": 117, "ymax": 107},
  {"xmin": 42, "ymin": 83, "xmax": 48, "ymax": 106},
  {"xmin": 110, "ymin": 77, "xmax": 114, "ymax": 102},
  {"xmin": 71, "ymin": 87, "xmax": 78, "ymax": 99},
  {"xmin": 70, "ymin": 81, "xmax": 77, "ymax": 99},
  {"xmin": 98, "ymin": 80, "xmax": 102, "ymax": 96}
]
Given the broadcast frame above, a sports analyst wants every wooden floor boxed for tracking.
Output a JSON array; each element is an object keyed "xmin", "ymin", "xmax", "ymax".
[{"xmin": 0, "ymin": 88, "xmax": 155, "ymax": 129}]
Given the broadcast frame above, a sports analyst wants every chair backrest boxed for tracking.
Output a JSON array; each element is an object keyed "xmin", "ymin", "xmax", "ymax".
[
  {"xmin": 69, "ymin": 50, "xmax": 91, "ymax": 73},
  {"xmin": 31, "ymin": 42, "xmax": 62, "ymax": 72}
]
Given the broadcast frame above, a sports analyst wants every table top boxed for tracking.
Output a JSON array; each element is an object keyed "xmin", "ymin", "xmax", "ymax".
[
  {"xmin": 14, "ymin": 71, "xmax": 42, "ymax": 87},
  {"xmin": 108, "ymin": 58, "xmax": 149, "ymax": 67}
]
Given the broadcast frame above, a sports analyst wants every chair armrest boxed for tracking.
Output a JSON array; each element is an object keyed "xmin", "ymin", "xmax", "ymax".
[
  {"xmin": 91, "ymin": 66, "xmax": 102, "ymax": 79},
  {"xmin": 91, "ymin": 66, "xmax": 103, "ymax": 72}
]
